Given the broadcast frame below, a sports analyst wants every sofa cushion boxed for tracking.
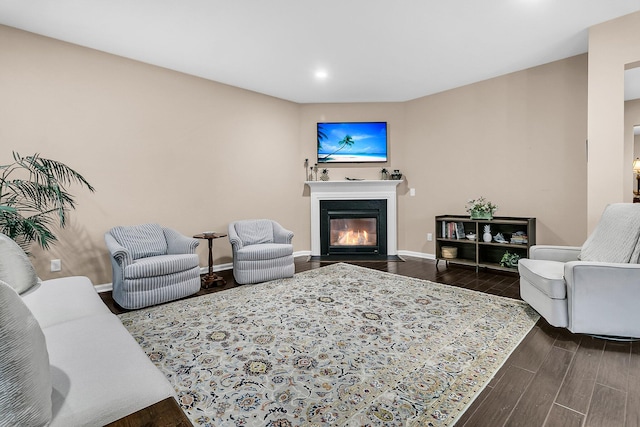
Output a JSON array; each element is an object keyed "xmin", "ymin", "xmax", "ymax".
[
  {"xmin": 44, "ymin": 313, "xmax": 176, "ymax": 426},
  {"xmin": 21, "ymin": 276, "xmax": 112, "ymax": 329},
  {"xmin": 234, "ymin": 220, "xmax": 274, "ymax": 245},
  {"xmin": 518, "ymin": 258, "xmax": 567, "ymax": 299},
  {"xmin": 0, "ymin": 279, "xmax": 52, "ymax": 427},
  {"xmin": 0, "ymin": 233, "xmax": 39, "ymax": 294},
  {"xmin": 124, "ymin": 254, "xmax": 199, "ymax": 279},
  {"xmin": 580, "ymin": 203, "xmax": 640, "ymax": 263},
  {"xmin": 110, "ymin": 223, "xmax": 168, "ymax": 260},
  {"xmin": 235, "ymin": 243, "xmax": 293, "ymax": 261}
]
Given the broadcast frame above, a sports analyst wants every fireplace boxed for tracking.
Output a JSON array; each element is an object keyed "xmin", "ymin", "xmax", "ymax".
[
  {"xmin": 306, "ymin": 180, "xmax": 402, "ymax": 261},
  {"xmin": 320, "ymin": 199, "xmax": 387, "ymax": 256}
]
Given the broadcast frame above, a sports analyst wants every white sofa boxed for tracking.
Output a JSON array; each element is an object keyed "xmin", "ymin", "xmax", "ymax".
[{"xmin": 0, "ymin": 233, "xmax": 176, "ymax": 427}]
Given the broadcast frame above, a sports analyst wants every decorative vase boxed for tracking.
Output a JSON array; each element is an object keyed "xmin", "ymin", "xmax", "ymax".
[
  {"xmin": 320, "ymin": 169, "xmax": 330, "ymax": 181},
  {"xmin": 483, "ymin": 225, "xmax": 492, "ymax": 242},
  {"xmin": 471, "ymin": 210, "xmax": 493, "ymax": 220}
]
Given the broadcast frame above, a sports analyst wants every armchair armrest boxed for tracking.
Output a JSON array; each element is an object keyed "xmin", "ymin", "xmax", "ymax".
[
  {"xmin": 228, "ymin": 224, "xmax": 244, "ymax": 250},
  {"xmin": 272, "ymin": 222, "xmax": 294, "ymax": 244},
  {"xmin": 104, "ymin": 233, "xmax": 132, "ymax": 266},
  {"xmin": 564, "ymin": 261, "xmax": 640, "ymax": 336},
  {"xmin": 529, "ymin": 245, "xmax": 581, "ymax": 262},
  {"xmin": 163, "ymin": 228, "xmax": 199, "ymax": 254}
]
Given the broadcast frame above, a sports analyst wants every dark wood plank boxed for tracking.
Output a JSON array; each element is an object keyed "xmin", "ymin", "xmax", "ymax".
[
  {"xmin": 596, "ymin": 341, "xmax": 631, "ymax": 392},
  {"xmin": 585, "ymin": 384, "xmax": 627, "ymax": 427},
  {"xmin": 626, "ymin": 342, "xmax": 640, "ymax": 427},
  {"xmin": 545, "ymin": 404, "xmax": 584, "ymax": 427},
  {"xmin": 555, "ymin": 336, "xmax": 605, "ymax": 414},
  {"xmin": 454, "ymin": 382, "xmax": 494, "ymax": 426},
  {"xmin": 553, "ymin": 328, "xmax": 582, "ymax": 353},
  {"xmin": 506, "ymin": 347, "xmax": 574, "ymax": 426},
  {"xmin": 459, "ymin": 365, "xmax": 534, "ymax": 427},
  {"xmin": 104, "ymin": 397, "xmax": 191, "ymax": 427},
  {"xmin": 508, "ymin": 324, "xmax": 558, "ymax": 373}
]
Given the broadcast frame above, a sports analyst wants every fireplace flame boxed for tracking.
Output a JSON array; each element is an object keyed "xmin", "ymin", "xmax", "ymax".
[{"xmin": 337, "ymin": 229, "xmax": 370, "ymax": 245}]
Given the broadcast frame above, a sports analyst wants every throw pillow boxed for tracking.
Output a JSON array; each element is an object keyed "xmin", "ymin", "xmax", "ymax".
[
  {"xmin": 0, "ymin": 233, "xmax": 39, "ymax": 294},
  {"xmin": 0, "ymin": 279, "xmax": 52, "ymax": 426},
  {"xmin": 109, "ymin": 223, "xmax": 168, "ymax": 260},
  {"xmin": 580, "ymin": 203, "xmax": 640, "ymax": 263},
  {"xmin": 234, "ymin": 220, "xmax": 274, "ymax": 245}
]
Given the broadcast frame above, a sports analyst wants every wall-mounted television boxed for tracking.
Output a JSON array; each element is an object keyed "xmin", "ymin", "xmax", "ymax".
[{"xmin": 317, "ymin": 121, "xmax": 388, "ymax": 164}]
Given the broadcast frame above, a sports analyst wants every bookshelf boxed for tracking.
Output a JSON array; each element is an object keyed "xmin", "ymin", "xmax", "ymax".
[{"xmin": 435, "ymin": 215, "xmax": 536, "ymax": 272}]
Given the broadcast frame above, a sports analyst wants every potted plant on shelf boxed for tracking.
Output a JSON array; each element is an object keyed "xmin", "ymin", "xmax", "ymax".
[
  {"xmin": 465, "ymin": 196, "xmax": 497, "ymax": 220},
  {"xmin": 500, "ymin": 251, "xmax": 521, "ymax": 269},
  {"xmin": 1, "ymin": 151, "xmax": 95, "ymax": 253}
]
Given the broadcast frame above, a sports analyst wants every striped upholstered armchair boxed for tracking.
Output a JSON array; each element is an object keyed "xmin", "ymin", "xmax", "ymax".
[
  {"xmin": 228, "ymin": 219, "xmax": 294, "ymax": 285},
  {"xmin": 105, "ymin": 223, "xmax": 201, "ymax": 309}
]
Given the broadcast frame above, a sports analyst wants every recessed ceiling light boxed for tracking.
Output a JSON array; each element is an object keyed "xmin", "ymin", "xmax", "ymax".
[{"xmin": 315, "ymin": 69, "xmax": 328, "ymax": 80}]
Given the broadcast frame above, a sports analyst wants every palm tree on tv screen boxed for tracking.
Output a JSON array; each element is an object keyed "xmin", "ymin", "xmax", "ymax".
[
  {"xmin": 320, "ymin": 135, "xmax": 355, "ymax": 161},
  {"xmin": 317, "ymin": 124, "xmax": 327, "ymax": 151}
]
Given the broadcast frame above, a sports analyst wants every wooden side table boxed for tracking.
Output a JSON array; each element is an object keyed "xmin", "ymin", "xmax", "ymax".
[{"xmin": 193, "ymin": 232, "xmax": 227, "ymax": 288}]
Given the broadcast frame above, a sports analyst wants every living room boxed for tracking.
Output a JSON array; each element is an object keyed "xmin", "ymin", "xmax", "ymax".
[
  {"xmin": 5, "ymin": 7, "xmax": 640, "ymax": 285},
  {"xmin": 2, "ymin": 3, "xmax": 640, "ymax": 426}
]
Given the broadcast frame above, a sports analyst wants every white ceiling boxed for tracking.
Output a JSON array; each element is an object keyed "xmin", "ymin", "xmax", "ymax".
[{"xmin": 1, "ymin": 0, "xmax": 640, "ymax": 103}]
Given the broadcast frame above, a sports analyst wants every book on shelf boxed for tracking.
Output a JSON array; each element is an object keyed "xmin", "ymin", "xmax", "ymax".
[
  {"xmin": 441, "ymin": 221, "xmax": 466, "ymax": 239},
  {"xmin": 510, "ymin": 231, "xmax": 528, "ymax": 244}
]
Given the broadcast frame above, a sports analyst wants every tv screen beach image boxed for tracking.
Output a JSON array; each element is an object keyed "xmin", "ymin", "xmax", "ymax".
[{"xmin": 317, "ymin": 122, "xmax": 387, "ymax": 163}]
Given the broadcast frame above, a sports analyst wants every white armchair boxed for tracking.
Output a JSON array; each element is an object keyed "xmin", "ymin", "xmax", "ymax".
[
  {"xmin": 105, "ymin": 223, "xmax": 201, "ymax": 309},
  {"xmin": 228, "ymin": 219, "xmax": 294, "ymax": 285},
  {"xmin": 518, "ymin": 203, "xmax": 640, "ymax": 338}
]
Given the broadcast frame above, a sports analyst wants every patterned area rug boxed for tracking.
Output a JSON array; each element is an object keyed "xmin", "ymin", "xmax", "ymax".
[{"xmin": 119, "ymin": 263, "xmax": 539, "ymax": 427}]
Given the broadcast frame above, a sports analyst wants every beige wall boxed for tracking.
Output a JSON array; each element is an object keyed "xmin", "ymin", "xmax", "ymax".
[
  {"xmin": 0, "ymin": 25, "xmax": 304, "ymax": 283},
  {"xmin": 1, "ymin": 24, "xmax": 589, "ymax": 285},
  {"xmin": 402, "ymin": 55, "xmax": 588, "ymax": 254},
  {"xmin": 588, "ymin": 11, "xmax": 640, "ymax": 231}
]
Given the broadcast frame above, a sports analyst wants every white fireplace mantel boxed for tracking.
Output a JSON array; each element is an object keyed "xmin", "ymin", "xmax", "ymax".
[{"xmin": 305, "ymin": 180, "xmax": 402, "ymax": 256}]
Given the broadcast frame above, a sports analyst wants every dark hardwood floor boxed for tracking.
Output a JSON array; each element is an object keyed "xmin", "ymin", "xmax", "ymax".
[{"xmin": 100, "ymin": 256, "xmax": 639, "ymax": 427}]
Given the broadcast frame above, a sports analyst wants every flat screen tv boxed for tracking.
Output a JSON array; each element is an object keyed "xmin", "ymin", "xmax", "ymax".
[{"xmin": 317, "ymin": 121, "xmax": 388, "ymax": 163}]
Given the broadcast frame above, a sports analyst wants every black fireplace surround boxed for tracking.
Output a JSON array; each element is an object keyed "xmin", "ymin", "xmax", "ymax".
[{"xmin": 319, "ymin": 199, "xmax": 387, "ymax": 257}]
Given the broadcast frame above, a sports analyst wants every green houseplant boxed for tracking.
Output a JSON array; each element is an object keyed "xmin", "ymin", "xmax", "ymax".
[
  {"xmin": 465, "ymin": 196, "xmax": 498, "ymax": 220},
  {"xmin": 0, "ymin": 152, "xmax": 95, "ymax": 253},
  {"xmin": 500, "ymin": 251, "xmax": 521, "ymax": 269}
]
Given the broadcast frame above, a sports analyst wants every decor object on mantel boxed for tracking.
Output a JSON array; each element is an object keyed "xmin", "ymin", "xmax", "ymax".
[
  {"xmin": 120, "ymin": 262, "xmax": 539, "ymax": 427},
  {"xmin": 320, "ymin": 168, "xmax": 330, "ymax": 181},
  {"xmin": 466, "ymin": 196, "xmax": 497, "ymax": 220},
  {"xmin": 380, "ymin": 168, "xmax": 389, "ymax": 180},
  {"xmin": 390, "ymin": 169, "xmax": 403, "ymax": 180},
  {"xmin": 0, "ymin": 151, "xmax": 95, "ymax": 253}
]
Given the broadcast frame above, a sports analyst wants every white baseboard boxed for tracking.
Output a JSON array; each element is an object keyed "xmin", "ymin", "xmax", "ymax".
[
  {"xmin": 95, "ymin": 249, "xmax": 433, "ymax": 293},
  {"xmin": 95, "ymin": 283, "xmax": 113, "ymax": 293},
  {"xmin": 397, "ymin": 250, "xmax": 436, "ymax": 260}
]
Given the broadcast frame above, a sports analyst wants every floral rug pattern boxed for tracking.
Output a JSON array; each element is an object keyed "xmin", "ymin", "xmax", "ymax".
[{"xmin": 119, "ymin": 263, "xmax": 539, "ymax": 427}]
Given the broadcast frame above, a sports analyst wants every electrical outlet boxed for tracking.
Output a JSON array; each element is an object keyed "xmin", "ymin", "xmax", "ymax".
[
  {"xmin": 427, "ymin": 233, "xmax": 433, "ymax": 241},
  {"xmin": 409, "ymin": 188, "xmax": 416, "ymax": 196},
  {"xmin": 50, "ymin": 259, "xmax": 61, "ymax": 272}
]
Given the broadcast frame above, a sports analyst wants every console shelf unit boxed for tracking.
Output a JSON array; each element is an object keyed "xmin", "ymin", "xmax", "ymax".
[{"xmin": 435, "ymin": 215, "xmax": 536, "ymax": 272}]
